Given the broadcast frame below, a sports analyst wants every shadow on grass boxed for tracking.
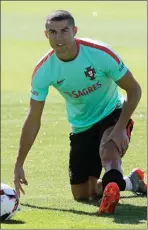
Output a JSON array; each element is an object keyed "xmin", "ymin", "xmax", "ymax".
[
  {"xmin": 77, "ymin": 193, "xmax": 146, "ymax": 207},
  {"xmin": 1, "ymin": 219, "xmax": 25, "ymax": 224},
  {"xmin": 110, "ymin": 204, "xmax": 147, "ymax": 224},
  {"xmin": 21, "ymin": 201, "xmax": 147, "ymax": 225},
  {"xmin": 121, "ymin": 194, "xmax": 147, "ymax": 199}
]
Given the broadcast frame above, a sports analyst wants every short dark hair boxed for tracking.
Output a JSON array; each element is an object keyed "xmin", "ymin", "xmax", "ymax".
[{"xmin": 45, "ymin": 10, "xmax": 75, "ymax": 29}]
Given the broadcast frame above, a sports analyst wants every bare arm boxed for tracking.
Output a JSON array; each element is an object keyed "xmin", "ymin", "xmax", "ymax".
[
  {"xmin": 15, "ymin": 99, "xmax": 45, "ymax": 166},
  {"xmin": 105, "ymin": 70, "xmax": 142, "ymax": 153},
  {"xmin": 115, "ymin": 70, "xmax": 142, "ymax": 130},
  {"xmin": 14, "ymin": 99, "xmax": 45, "ymax": 197}
]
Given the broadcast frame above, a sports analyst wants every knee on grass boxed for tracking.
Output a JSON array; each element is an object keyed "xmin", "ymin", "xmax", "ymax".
[{"xmin": 73, "ymin": 195, "xmax": 89, "ymax": 202}]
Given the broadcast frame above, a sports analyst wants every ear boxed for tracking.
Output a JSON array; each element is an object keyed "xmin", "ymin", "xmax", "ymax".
[
  {"xmin": 74, "ymin": 26, "xmax": 78, "ymax": 36},
  {"xmin": 44, "ymin": 30, "xmax": 49, "ymax": 39}
]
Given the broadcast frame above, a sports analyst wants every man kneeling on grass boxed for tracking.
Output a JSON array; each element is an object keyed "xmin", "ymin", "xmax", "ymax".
[{"xmin": 13, "ymin": 10, "xmax": 147, "ymax": 214}]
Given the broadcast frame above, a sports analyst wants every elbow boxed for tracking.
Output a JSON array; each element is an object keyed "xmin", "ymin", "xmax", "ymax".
[
  {"xmin": 136, "ymin": 83, "xmax": 142, "ymax": 100},
  {"xmin": 127, "ymin": 83, "xmax": 142, "ymax": 102}
]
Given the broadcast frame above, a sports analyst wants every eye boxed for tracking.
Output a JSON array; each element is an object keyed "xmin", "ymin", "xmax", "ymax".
[
  {"xmin": 49, "ymin": 30, "xmax": 56, "ymax": 34},
  {"xmin": 62, "ymin": 28, "xmax": 69, "ymax": 33}
]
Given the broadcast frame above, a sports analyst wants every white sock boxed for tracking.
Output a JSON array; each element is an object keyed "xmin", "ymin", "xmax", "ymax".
[{"xmin": 124, "ymin": 177, "xmax": 133, "ymax": 191}]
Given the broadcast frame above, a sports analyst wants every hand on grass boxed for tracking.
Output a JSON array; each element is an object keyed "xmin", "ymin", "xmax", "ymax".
[{"xmin": 14, "ymin": 165, "xmax": 28, "ymax": 198}]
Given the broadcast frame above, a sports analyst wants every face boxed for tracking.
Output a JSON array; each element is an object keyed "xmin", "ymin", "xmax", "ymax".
[{"xmin": 44, "ymin": 20, "xmax": 78, "ymax": 58}]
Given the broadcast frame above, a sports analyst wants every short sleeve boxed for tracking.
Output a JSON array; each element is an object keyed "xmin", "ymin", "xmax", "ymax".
[
  {"xmin": 31, "ymin": 66, "xmax": 50, "ymax": 101},
  {"xmin": 102, "ymin": 47, "xmax": 128, "ymax": 82}
]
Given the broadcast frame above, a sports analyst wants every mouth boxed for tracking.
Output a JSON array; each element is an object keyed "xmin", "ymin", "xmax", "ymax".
[{"xmin": 57, "ymin": 44, "xmax": 65, "ymax": 47}]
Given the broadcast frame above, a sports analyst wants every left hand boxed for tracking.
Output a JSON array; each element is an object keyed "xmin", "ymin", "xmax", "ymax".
[{"xmin": 104, "ymin": 127, "xmax": 129, "ymax": 156}]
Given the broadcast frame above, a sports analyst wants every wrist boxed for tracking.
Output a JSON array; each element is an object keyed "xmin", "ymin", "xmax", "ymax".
[
  {"xmin": 114, "ymin": 122, "xmax": 126, "ymax": 131},
  {"xmin": 15, "ymin": 157, "xmax": 24, "ymax": 167}
]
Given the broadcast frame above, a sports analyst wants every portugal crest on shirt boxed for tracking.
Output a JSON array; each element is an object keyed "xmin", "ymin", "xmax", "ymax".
[{"xmin": 84, "ymin": 66, "xmax": 96, "ymax": 80}]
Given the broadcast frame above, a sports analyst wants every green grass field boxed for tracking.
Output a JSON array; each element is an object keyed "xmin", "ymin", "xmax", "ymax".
[{"xmin": 1, "ymin": 1, "xmax": 147, "ymax": 229}]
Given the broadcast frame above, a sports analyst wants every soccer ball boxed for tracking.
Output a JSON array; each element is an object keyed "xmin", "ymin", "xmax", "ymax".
[{"xmin": 0, "ymin": 183, "xmax": 20, "ymax": 221}]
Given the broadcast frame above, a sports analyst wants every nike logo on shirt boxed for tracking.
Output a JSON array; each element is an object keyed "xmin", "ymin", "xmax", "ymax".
[{"xmin": 57, "ymin": 79, "xmax": 65, "ymax": 84}]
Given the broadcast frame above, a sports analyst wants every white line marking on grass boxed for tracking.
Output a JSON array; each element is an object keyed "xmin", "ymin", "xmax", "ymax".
[
  {"xmin": 139, "ymin": 114, "xmax": 144, "ymax": 118},
  {"xmin": 92, "ymin": 12, "xmax": 98, "ymax": 17}
]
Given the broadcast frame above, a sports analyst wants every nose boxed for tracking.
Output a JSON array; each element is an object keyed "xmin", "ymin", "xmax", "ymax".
[{"xmin": 56, "ymin": 31, "xmax": 64, "ymax": 41}]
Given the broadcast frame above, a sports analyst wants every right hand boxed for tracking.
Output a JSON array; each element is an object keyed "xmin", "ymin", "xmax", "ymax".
[{"xmin": 14, "ymin": 165, "xmax": 28, "ymax": 198}]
